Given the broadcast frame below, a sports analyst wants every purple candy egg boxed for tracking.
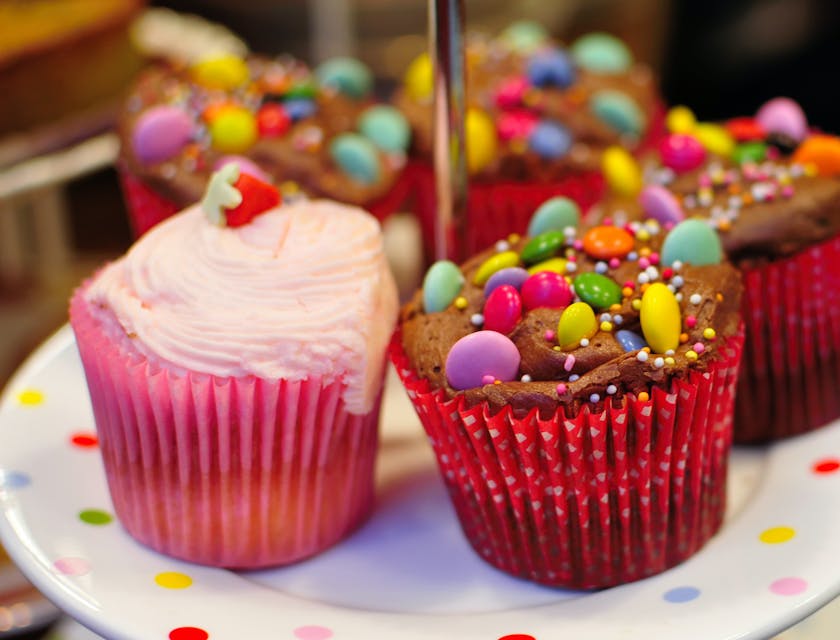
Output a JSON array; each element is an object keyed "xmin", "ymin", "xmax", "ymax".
[
  {"xmin": 755, "ymin": 97, "xmax": 808, "ymax": 143},
  {"xmin": 484, "ymin": 267, "xmax": 530, "ymax": 297},
  {"xmin": 483, "ymin": 285, "xmax": 522, "ymax": 334},
  {"xmin": 520, "ymin": 271, "xmax": 573, "ymax": 311},
  {"xmin": 659, "ymin": 133, "xmax": 706, "ymax": 173},
  {"xmin": 132, "ymin": 106, "xmax": 194, "ymax": 164},
  {"xmin": 445, "ymin": 331, "xmax": 521, "ymax": 390},
  {"xmin": 213, "ymin": 155, "xmax": 271, "ymax": 182},
  {"xmin": 639, "ymin": 184, "xmax": 684, "ymax": 225}
]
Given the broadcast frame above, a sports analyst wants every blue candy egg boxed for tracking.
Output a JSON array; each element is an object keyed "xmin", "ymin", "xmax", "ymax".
[
  {"xmin": 528, "ymin": 121, "xmax": 572, "ymax": 159},
  {"xmin": 484, "ymin": 267, "xmax": 530, "ymax": 298},
  {"xmin": 527, "ymin": 49, "xmax": 576, "ymax": 88},
  {"xmin": 527, "ymin": 197, "xmax": 581, "ymax": 236},
  {"xmin": 330, "ymin": 133, "xmax": 381, "ymax": 184},
  {"xmin": 590, "ymin": 90, "xmax": 644, "ymax": 136},
  {"xmin": 315, "ymin": 57, "xmax": 373, "ymax": 99},
  {"xmin": 423, "ymin": 260, "xmax": 464, "ymax": 313},
  {"xmin": 358, "ymin": 105, "xmax": 411, "ymax": 153},
  {"xmin": 615, "ymin": 329, "xmax": 648, "ymax": 352},
  {"xmin": 284, "ymin": 98, "xmax": 317, "ymax": 121},
  {"xmin": 570, "ymin": 32, "xmax": 633, "ymax": 73}
]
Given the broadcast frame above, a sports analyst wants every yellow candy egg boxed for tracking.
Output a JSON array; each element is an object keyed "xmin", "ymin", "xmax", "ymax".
[
  {"xmin": 557, "ymin": 302, "xmax": 598, "ymax": 350},
  {"xmin": 527, "ymin": 257, "xmax": 568, "ymax": 275},
  {"xmin": 602, "ymin": 146, "xmax": 642, "ymax": 197},
  {"xmin": 209, "ymin": 106, "xmax": 258, "ymax": 153},
  {"xmin": 640, "ymin": 282, "xmax": 681, "ymax": 353},
  {"xmin": 693, "ymin": 123, "xmax": 735, "ymax": 157},
  {"xmin": 473, "ymin": 250, "xmax": 520, "ymax": 285},
  {"xmin": 191, "ymin": 54, "xmax": 250, "ymax": 90},
  {"xmin": 466, "ymin": 107, "xmax": 498, "ymax": 175},
  {"xmin": 404, "ymin": 53, "xmax": 433, "ymax": 101},
  {"xmin": 666, "ymin": 105, "xmax": 696, "ymax": 134}
]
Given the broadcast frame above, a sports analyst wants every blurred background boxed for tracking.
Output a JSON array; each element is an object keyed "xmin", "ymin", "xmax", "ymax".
[{"xmin": 1, "ymin": 0, "xmax": 840, "ymax": 637}]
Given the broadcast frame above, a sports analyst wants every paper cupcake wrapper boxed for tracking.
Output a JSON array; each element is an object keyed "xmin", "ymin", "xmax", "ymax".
[
  {"xmin": 736, "ymin": 233, "xmax": 840, "ymax": 442},
  {"xmin": 69, "ymin": 287, "xmax": 382, "ymax": 568},
  {"xmin": 390, "ymin": 329, "xmax": 743, "ymax": 589}
]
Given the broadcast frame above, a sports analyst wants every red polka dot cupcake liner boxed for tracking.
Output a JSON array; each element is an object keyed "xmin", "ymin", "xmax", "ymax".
[
  {"xmin": 390, "ymin": 329, "xmax": 744, "ymax": 589},
  {"xmin": 736, "ymin": 234, "xmax": 840, "ymax": 443},
  {"xmin": 70, "ymin": 284, "xmax": 382, "ymax": 569}
]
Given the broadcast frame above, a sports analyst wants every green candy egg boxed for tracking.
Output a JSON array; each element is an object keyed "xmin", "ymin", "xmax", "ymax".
[
  {"xmin": 661, "ymin": 219, "xmax": 723, "ymax": 267},
  {"xmin": 527, "ymin": 197, "xmax": 580, "ymax": 237},
  {"xmin": 422, "ymin": 260, "xmax": 464, "ymax": 313},
  {"xmin": 571, "ymin": 32, "xmax": 633, "ymax": 74},
  {"xmin": 521, "ymin": 230, "xmax": 566, "ymax": 265},
  {"xmin": 358, "ymin": 105, "xmax": 411, "ymax": 153},
  {"xmin": 590, "ymin": 90, "xmax": 644, "ymax": 136},
  {"xmin": 573, "ymin": 272, "xmax": 622, "ymax": 309},
  {"xmin": 330, "ymin": 133, "xmax": 381, "ymax": 184},
  {"xmin": 315, "ymin": 57, "xmax": 373, "ymax": 99},
  {"xmin": 500, "ymin": 21, "xmax": 549, "ymax": 53},
  {"xmin": 284, "ymin": 81, "xmax": 317, "ymax": 100},
  {"xmin": 732, "ymin": 141, "xmax": 767, "ymax": 165}
]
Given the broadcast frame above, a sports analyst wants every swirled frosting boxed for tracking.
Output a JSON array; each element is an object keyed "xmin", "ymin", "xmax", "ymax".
[{"xmin": 85, "ymin": 200, "xmax": 398, "ymax": 414}]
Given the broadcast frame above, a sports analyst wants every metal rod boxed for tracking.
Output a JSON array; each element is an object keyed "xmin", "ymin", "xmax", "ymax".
[{"xmin": 429, "ymin": 0, "xmax": 467, "ymax": 261}]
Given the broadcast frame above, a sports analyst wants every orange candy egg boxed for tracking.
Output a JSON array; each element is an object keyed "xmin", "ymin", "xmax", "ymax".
[
  {"xmin": 582, "ymin": 226, "xmax": 634, "ymax": 260},
  {"xmin": 792, "ymin": 135, "xmax": 840, "ymax": 177}
]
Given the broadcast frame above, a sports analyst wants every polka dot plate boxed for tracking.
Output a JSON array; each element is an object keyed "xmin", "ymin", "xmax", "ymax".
[{"xmin": 1, "ymin": 326, "xmax": 840, "ymax": 640}]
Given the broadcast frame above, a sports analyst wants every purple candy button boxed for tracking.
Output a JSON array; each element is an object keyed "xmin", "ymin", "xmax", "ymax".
[
  {"xmin": 132, "ymin": 106, "xmax": 194, "ymax": 164},
  {"xmin": 445, "ymin": 331, "xmax": 521, "ymax": 390},
  {"xmin": 484, "ymin": 267, "xmax": 530, "ymax": 297},
  {"xmin": 639, "ymin": 184, "xmax": 684, "ymax": 225}
]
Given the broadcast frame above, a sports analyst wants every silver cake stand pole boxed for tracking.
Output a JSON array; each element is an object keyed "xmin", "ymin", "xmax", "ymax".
[{"xmin": 430, "ymin": 0, "xmax": 467, "ymax": 261}]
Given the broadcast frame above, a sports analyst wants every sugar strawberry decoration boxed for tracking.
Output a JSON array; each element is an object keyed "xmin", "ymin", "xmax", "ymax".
[{"xmin": 201, "ymin": 163, "xmax": 281, "ymax": 227}]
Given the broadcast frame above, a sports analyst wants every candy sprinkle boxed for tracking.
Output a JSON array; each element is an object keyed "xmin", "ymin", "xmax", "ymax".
[
  {"xmin": 556, "ymin": 383, "xmax": 567, "ymax": 395},
  {"xmin": 703, "ymin": 328, "xmax": 717, "ymax": 340},
  {"xmin": 454, "ymin": 296, "xmax": 468, "ymax": 310}
]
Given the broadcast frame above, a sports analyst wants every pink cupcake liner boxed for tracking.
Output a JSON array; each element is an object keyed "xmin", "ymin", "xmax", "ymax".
[
  {"xmin": 736, "ymin": 233, "xmax": 840, "ymax": 442},
  {"xmin": 70, "ymin": 286, "xmax": 382, "ymax": 568},
  {"xmin": 390, "ymin": 328, "xmax": 744, "ymax": 589}
]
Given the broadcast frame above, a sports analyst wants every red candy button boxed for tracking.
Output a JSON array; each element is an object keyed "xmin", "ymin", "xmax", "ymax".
[
  {"xmin": 257, "ymin": 103, "xmax": 291, "ymax": 137},
  {"xmin": 726, "ymin": 117, "xmax": 766, "ymax": 142}
]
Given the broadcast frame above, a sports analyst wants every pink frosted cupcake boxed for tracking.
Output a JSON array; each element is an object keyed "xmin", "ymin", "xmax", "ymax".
[{"xmin": 70, "ymin": 164, "xmax": 398, "ymax": 567}]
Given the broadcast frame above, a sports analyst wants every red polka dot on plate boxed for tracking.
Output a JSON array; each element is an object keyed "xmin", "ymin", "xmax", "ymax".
[
  {"xmin": 813, "ymin": 458, "xmax": 840, "ymax": 474},
  {"xmin": 770, "ymin": 577, "xmax": 808, "ymax": 596},
  {"xmin": 53, "ymin": 557, "xmax": 90, "ymax": 576},
  {"xmin": 169, "ymin": 627, "xmax": 209, "ymax": 640},
  {"xmin": 293, "ymin": 626, "xmax": 333, "ymax": 640},
  {"xmin": 70, "ymin": 432, "xmax": 98, "ymax": 448},
  {"xmin": 498, "ymin": 635, "xmax": 537, "ymax": 640}
]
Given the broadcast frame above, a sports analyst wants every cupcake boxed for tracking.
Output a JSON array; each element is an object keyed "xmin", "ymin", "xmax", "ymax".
[
  {"xmin": 70, "ymin": 164, "xmax": 399, "ymax": 567},
  {"xmin": 393, "ymin": 22, "xmax": 664, "ymax": 258},
  {"xmin": 118, "ymin": 52, "xmax": 412, "ymax": 236},
  {"xmin": 593, "ymin": 98, "xmax": 840, "ymax": 443},
  {"xmin": 392, "ymin": 206, "xmax": 743, "ymax": 588}
]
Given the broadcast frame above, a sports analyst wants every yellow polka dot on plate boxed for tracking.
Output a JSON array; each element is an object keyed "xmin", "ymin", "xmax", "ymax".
[
  {"xmin": 760, "ymin": 526, "xmax": 796, "ymax": 544},
  {"xmin": 17, "ymin": 389, "xmax": 44, "ymax": 406},
  {"xmin": 155, "ymin": 571, "xmax": 193, "ymax": 589}
]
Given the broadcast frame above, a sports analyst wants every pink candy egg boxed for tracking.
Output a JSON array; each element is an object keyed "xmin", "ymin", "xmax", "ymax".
[
  {"xmin": 494, "ymin": 76, "xmax": 529, "ymax": 110},
  {"xmin": 756, "ymin": 97, "xmax": 808, "ymax": 143},
  {"xmin": 497, "ymin": 110, "xmax": 539, "ymax": 141},
  {"xmin": 520, "ymin": 271, "xmax": 573, "ymax": 310},
  {"xmin": 445, "ymin": 331, "xmax": 521, "ymax": 390},
  {"xmin": 659, "ymin": 133, "xmax": 706, "ymax": 173},
  {"xmin": 639, "ymin": 184, "xmax": 684, "ymax": 224},
  {"xmin": 483, "ymin": 285, "xmax": 523, "ymax": 334}
]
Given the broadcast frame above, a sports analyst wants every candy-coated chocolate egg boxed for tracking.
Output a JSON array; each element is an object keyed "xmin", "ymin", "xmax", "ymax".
[
  {"xmin": 527, "ymin": 197, "xmax": 580, "ymax": 236},
  {"xmin": 639, "ymin": 185, "xmax": 684, "ymax": 225},
  {"xmin": 521, "ymin": 271, "xmax": 573, "ymax": 310},
  {"xmin": 658, "ymin": 133, "xmax": 706, "ymax": 173},
  {"xmin": 358, "ymin": 105, "xmax": 411, "ymax": 152},
  {"xmin": 573, "ymin": 272, "xmax": 622, "ymax": 309},
  {"xmin": 494, "ymin": 76, "xmax": 529, "ymax": 110},
  {"xmin": 792, "ymin": 135, "xmax": 840, "ymax": 176},
  {"xmin": 483, "ymin": 285, "xmax": 523, "ymax": 334},
  {"xmin": 666, "ymin": 106, "xmax": 696, "ymax": 134},
  {"xmin": 732, "ymin": 141, "xmax": 767, "ymax": 165},
  {"xmin": 521, "ymin": 230, "xmax": 565, "ymax": 265},
  {"xmin": 756, "ymin": 97, "xmax": 808, "ymax": 143},
  {"xmin": 445, "ymin": 331, "xmax": 521, "ymax": 389},
  {"xmin": 590, "ymin": 90, "xmax": 644, "ymax": 136},
  {"xmin": 661, "ymin": 219, "xmax": 723, "ymax": 266},
  {"xmin": 557, "ymin": 302, "xmax": 598, "ymax": 349},
  {"xmin": 528, "ymin": 49, "xmax": 576, "ymax": 88},
  {"xmin": 527, "ymin": 257, "xmax": 568, "ymax": 275},
  {"xmin": 582, "ymin": 225, "xmax": 634, "ymax": 260},
  {"xmin": 497, "ymin": 109, "xmax": 539, "ymax": 141},
  {"xmin": 466, "ymin": 107, "xmax": 498, "ymax": 174},
  {"xmin": 640, "ymin": 282, "xmax": 681, "ymax": 353},
  {"xmin": 191, "ymin": 54, "xmax": 249, "ymax": 90},
  {"xmin": 693, "ymin": 123, "xmax": 735, "ymax": 157},
  {"xmin": 422, "ymin": 260, "xmax": 464, "ymax": 312},
  {"xmin": 329, "ymin": 133, "xmax": 381, "ymax": 184},
  {"xmin": 615, "ymin": 329, "xmax": 648, "ymax": 352},
  {"xmin": 257, "ymin": 103, "xmax": 291, "ymax": 137},
  {"xmin": 315, "ymin": 57, "xmax": 372, "ymax": 99},
  {"xmin": 726, "ymin": 117, "xmax": 766, "ymax": 142},
  {"xmin": 528, "ymin": 121, "xmax": 572, "ymax": 159},
  {"xmin": 602, "ymin": 146, "xmax": 642, "ymax": 197},
  {"xmin": 284, "ymin": 81, "xmax": 318, "ymax": 100},
  {"xmin": 473, "ymin": 250, "xmax": 520, "ymax": 285},
  {"xmin": 484, "ymin": 267, "xmax": 530, "ymax": 297},
  {"xmin": 132, "ymin": 106, "xmax": 193, "ymax": 164},
  {"xmin": 284, "ymin": 98, "xmax": 317, "ymax": 122},
  {"xmin": 570, "ymin": 32, "xmax": 632, "ymax": 73},
  {"xmin": 405, "ymin": 53, "xmax": 433, "ymax": 101},
  {"xmin": 209, "ymin": 106, "xmax": 258, "ymax": 153},
  {"xmin": 500, "ymin": 20, "xmax": 549, "ymax": 53}
]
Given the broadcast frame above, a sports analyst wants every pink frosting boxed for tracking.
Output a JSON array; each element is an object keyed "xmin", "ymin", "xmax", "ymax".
[{"xmin": 84, "ymin": 200, "xmax": 398, "ymax": 414}]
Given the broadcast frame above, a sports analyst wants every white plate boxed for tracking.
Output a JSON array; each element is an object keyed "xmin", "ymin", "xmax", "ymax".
[{"xmin": 1, "ymin": 326, "xmax": 840, "ymax": 640}]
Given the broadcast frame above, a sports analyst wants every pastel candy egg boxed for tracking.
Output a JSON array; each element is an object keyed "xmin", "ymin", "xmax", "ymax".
[
  {"xmin": 659, "ymin": 133, "xmax": 706, "ymax": 173},
  {"xmin": 284, "ymin": 98, "xmax": 317, "ymax": 122},
  {"xmin": 666, "ymin": 106, "xmax": 696, "ymax": 134},
  {"xmin": 483, "ymin": 285, "xmax": 523, "ymax": 334},
  {"xmin": 521, "ymin": 230, "xmax": 565, "ymax": 265},
  {"xmin": 191, "ymin": 54, "xmax": 249, "ymax": 90},
  {"xmin": 466, "ymin": 108, "xmax": 498, "ymax": 174},
  {"xmin": 590, "ymin": 91, "xmax": 644, "ymax": 136},
  {"xmin": 473, "ymin": 250, "xmax": 520, "ymax": 285},
  {"xmin": 570, "ymin": 32, "xmax": 633, "ymax": 74},
  {"xmin": 330, "ymin": 133, "xmax": 381, "ymax": 184},
  {"xmin": 528, "ymin": 121, "xmax": 572, "ymax": 159},
  {"xmin": 661, "ymin": 219, "xmax": 723, "ymax": 266},
  {"xmin": 484, "ymin": 267, "xmax": 530, "ymax": 297},
  {"xmin": 315, "ymin": 57, "xmax": 373, "ymax": 99},
  {"xmin": 640, "ymin": 282, "xmax": 681, "ymax": 353},
  {"xmin": 582, "ymin": 225, "xmax": 634, "ymax": 260},
  {"xmin": 557, "ymin": 302, "xmax": 598, "ymax": 350},
  {"xmin": 756, "ymin": 97, "xmax": 808, "ymax": 143},
  {"xmin": 792, "ymin": 135, "xmax": 840, "ymax": 176},
  {"xmin": 573, "ymin": 272, "xmax": 622, "ymax": 309},
  {"xmin": 494, "ymin": 76, "xmax": 529, "ymax": 110},
  {"xmin": 358, "ymin": 105, "xmax": 411, "ymax": 152},
  {"xmin": 528, "ymin": 49, "xmax": 576, "ymax": 88},
  {"xmin": 639, "ymin": 185, "xmax": 684, "ymax": 225},
  {"xmin": 422, "ymin": 260, "xmax": 464, "ymax": 313},
  {"xmin": 213, "ymin": 156, "xmax": 270, "ymax": 182},
  {"xmin": 615, "ymin": 329, "xmax": 648, "ymax": 352},
  {"xmin": 497, "ymin": 110, "xmax": 539, "ymax": 142},
  {"xmin": 521, "ymin": 272, "xmax": 573, "ymax": 311},
  {"xmin": 527, "ymin": 257, "xmax": 567, "ymax": 275},
  {"xmin": 445, "ymin": 331, "xmax": 521, "ymax": 389},
  {"xmin": 132, "ymin": 106, "xmax": 193, "ymax": 164},
  {"xmin": 257, "ymin": 103, "xmax": 291, "ymax": 137},
  {"xmin": 602, "ymin": 146, "xmax": 642, "ymax": 197},
  {"xmin": 500, "ymin": 21, "xmax": 549, "ymax": 53},
  {"xmin": 404, "ymin": 53, "xmax": 432, "ymax": 101},
  {"xmin": 527, "ymin": 197, "xmax": 580, "ymax": 237},
  {"xmin": 693, "ymin": 123, "xmax": 735, "ymax": 157},
  {"xmin": 209, "ymin": 106, "xmax": 258, "ymax": 153},
  {"xmin": 732, "ymin": 141, "xmax": 767, "ymax": 165}
]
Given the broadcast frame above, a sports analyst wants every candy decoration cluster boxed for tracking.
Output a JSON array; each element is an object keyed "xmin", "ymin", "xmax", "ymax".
[{"xmin": 201, "ymin": 163, "xmax": 281, "ymax": 227}]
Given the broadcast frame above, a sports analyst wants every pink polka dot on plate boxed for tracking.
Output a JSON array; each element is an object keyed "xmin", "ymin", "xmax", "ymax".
[
  {"xmin": 54, "ymin": 557, "xmax": 91, "ymax": 576},
  {"xmin": 293, "ymin": 626, "xmax": 333, "ymax": 640},
  {"xmin": 770, "ymin": 577, "xmax": 808, "ymax": 596}
]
